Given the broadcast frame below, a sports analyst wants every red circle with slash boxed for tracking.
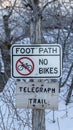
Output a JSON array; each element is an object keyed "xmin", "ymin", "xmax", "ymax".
[{"xmin": 16, "ymin": 57, "xmax": 34, "ymax": 76}]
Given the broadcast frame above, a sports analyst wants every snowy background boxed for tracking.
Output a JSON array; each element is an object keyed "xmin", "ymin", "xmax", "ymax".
[{"xmin": 0, "ymin": 0, "xmax": 73, "ymax": 130}]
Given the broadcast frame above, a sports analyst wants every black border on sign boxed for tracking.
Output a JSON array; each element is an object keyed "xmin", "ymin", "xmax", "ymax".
[{"xmin": 11, "ymin": 44, "xmax": 62, "ymax": 79}]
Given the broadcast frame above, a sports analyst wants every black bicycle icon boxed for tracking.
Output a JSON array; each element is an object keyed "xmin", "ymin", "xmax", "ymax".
[{"xmin": 18, "ymin": 62, "xmax": 32, "ymax": 71}]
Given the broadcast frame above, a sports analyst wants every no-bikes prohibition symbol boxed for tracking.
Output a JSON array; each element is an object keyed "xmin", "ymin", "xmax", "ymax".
[{"xmin": 16, "ymin": 57, "xmax": 34, "ymax": 76}]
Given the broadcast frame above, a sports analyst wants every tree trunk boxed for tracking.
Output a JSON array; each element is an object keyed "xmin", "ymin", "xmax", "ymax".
[
  {"xmin": 30, "ymin": 2, "xmax": 45, "ymax": 130},
  {"xmin": 0, "ymin": 15, "xmax": 11, "ymax": 92},
  {"xmin": 32, "ymin": 109, "xmax": 45, "ymax": 130},
  {"xmin": 66, "ymin": 78, "xmax": 73, "ymax": 105}
]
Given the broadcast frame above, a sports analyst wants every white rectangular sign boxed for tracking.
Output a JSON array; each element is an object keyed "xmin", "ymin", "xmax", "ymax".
[
  {"xmin": 11, "ymin": 44, "xmax": 62, "ymax": 78},
  {"xmin": 16, "ymin": 82, "xmax": 59, "ymax": 110}
]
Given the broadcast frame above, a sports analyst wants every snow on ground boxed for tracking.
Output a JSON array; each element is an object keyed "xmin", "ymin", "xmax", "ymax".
[
  {"xmin": 46, "ymin": 103, "xmax": 73, "ymax": 130},
  {"xmin": 46, "ymin": 86, "xmax": 73, "ymax": 130}
]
